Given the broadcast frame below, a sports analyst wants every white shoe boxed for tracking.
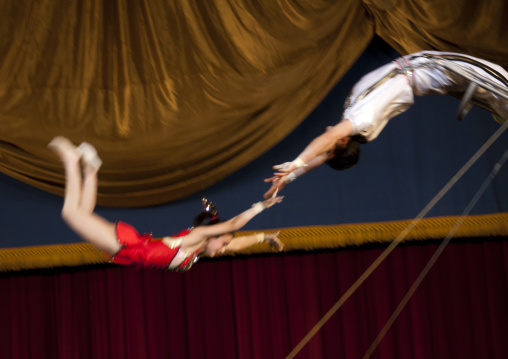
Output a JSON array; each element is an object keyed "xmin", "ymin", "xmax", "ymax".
[
  {"xmin": 76, "ymin": 142, "xmax": 102, "ymax": 171},
  {"xmin": 48, "ymin": 137, "xmax": 81, "ymax": 164},
  {"xmin": 48, "ymin": 136, "xmax": 77, "ymax": 152}
]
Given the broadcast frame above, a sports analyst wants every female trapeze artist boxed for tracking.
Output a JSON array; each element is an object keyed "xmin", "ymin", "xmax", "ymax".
[
  {"xmin": 49, "ymin": 137, "xmax": 284, "ymax": 271},
  {"xmin": 264, "ymin": 50, "xmax": 508, "ymax": 198}
]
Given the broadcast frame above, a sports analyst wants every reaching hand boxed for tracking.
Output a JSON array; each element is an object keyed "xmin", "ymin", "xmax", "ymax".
[
  {"xmin": 261, "ymin": 195, "xmax": 283, "ymax": 209},
  {"xmin": 273, "ymin": 162, "xmax": 292, "ymax": 170},
  {"xmin": 263, "ymin": 175, "xmax": 287, "ymax": 198},
  {"xmin": 264, "ymin": 231, "xmax": 284, "ymax": 251},
  {"xmin": 273, "ymin": 162, "xmax": 297, "ymax": 175}
]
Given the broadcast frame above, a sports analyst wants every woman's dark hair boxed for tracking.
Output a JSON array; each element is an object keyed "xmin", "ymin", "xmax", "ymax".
[
  {"xmin": 193, "ymin": 211, "xmax": 223, "ymax": 227},
  {"xmin": 193, "ymin": 198, "xmax": 224, "ymax": 227},
  {"xmin": 325, "ymin": 134, "xmax": 367, "ymax": 171}
]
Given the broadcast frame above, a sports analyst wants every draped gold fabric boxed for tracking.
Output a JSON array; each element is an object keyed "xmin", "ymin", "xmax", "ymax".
[
  {"xmin": 367, "ymin": 0, "xmax": 508, "ymax": 65},
  {"xmin": 0, "ymin": 0, "xmax": 506, "ymax": 207}
]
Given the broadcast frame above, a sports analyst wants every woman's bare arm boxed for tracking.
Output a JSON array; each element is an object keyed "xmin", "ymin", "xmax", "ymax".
[
  {"xmin": 180, "ymin": 196, "xmax": 283, "ymax": 249},
  {"xmin": 223, "ymin": 232, "xmax": 283, "ymax": 252}
]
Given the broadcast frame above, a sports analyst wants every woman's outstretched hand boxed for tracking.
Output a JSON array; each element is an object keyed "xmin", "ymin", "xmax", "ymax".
[
  {"xmin": 261, "ymin": 194, "xmax": 284, "ymax": 208},
  {"xmin": 263, "ymin": 175, "xmax": 287, "ymax": 198}
]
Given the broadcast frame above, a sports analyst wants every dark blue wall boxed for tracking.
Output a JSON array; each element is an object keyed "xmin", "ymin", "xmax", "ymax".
[{"xmin": 2, "ymin": 37, "xmax": 508, "ymax": 248}]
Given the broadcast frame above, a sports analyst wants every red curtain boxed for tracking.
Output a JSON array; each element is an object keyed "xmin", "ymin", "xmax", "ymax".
[{"xmin": 2, "ymin": 238, "xmax": 508, "ymax": 359}]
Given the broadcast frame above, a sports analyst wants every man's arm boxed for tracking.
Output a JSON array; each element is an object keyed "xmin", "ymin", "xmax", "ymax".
[
  {"xmin": 263, "ymin": 119, "xmax": 354, "ymax": 197},
  {"xmin": 276, "ymin": 119, "xmax": 353, "ymax": 174},
  {"xmin": 263, "ymin": 153, "xmax": 328, "ymax": 198}
]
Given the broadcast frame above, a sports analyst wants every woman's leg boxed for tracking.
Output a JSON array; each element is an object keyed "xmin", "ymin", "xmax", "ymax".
[
  {"xmin": 48, "ymin": 137, "xmax": 120, "ymax": 255},
  {"xmin": 80, "ymin": 167, "xmax": 98, "ymax": 214},
  {"xmin": 77, "ymin": 142, "xmax": 102, "ymax": 214}
]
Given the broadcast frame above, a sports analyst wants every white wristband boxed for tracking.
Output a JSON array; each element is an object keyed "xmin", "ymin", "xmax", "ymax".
[
  {"xmin": 284, "ymin": 172, "xmax": 297, "ymax": 184},
  {"xmin": 292, "ymin": 157, "xmax": 307, "ymax": 168},
  {"xmin": 252, "ymin": 202, "xmax": 264, "ymax": 214},
  {"xmin": 255, "ymin": 233, "xmax": 265, "ymax": 243}
]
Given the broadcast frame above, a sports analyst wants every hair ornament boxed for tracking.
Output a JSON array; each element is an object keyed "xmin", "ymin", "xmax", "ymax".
[{"xmin": 202, "ymin": 197, "xmax": 219, "ymax": 219}]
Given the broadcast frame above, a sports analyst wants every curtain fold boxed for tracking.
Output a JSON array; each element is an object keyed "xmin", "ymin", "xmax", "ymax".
[
  {"xmin": 1, "ymin": 0, "xmax": 506, "ymax": 207},
  {"xmin": 0, "ymin": 0, "xmax": 372, "ymax": 207},
  {"xmin": 366, "ymin": 0, "xmax": 508, "ymax": 66}
]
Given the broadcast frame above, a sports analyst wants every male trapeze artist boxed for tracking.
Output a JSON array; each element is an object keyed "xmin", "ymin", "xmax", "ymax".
[{"xmin": 264, "ymin": 50, "xmax": 508, "ymax": 198}]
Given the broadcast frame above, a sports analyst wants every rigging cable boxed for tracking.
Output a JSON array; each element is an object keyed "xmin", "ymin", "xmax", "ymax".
[
  {"xmin": 285, "ymin": 118, "xmax": 508, "ymax": 359},
  {"xmin": 363, "ymin": 143, "xmax": 508, "ymax": 359}
]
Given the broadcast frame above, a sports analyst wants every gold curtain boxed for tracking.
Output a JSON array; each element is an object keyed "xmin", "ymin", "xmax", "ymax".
[
  {"xmin": 366, "ymin": 0, "xmax": 508, "ymax": 65},
  {"xmin": 0, "ymin": 0, "xmax": 372, "ymax": 207},
  {"xmin": 0, "ymin": 0, "xmax": 506, "ymax": 208}
]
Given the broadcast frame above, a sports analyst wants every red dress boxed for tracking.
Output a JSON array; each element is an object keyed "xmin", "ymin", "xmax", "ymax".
[{"xmin": 111, "ymin": 221, "xmax": 201, "ymax": 271}]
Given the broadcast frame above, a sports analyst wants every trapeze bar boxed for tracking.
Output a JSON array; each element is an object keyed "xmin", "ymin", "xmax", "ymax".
[{"xmin": 457, "ymin": 82, "xmax": 477, "ymax": 121}]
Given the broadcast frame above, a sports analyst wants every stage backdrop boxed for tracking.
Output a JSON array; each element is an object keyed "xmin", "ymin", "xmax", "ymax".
[
  {"xmin": 1, "ymin": 238, "xmax": 508, "ymax": 359},
  {"xmin": 1, "ymin": 2, "xmax": 508, "ymax": 358},
  {"xmin": 1, "ymin": 38, "xmax": 508, "ymax": 252}
]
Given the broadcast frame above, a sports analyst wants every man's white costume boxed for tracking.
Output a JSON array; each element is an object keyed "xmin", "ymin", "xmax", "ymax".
[{"xmin": 345, "ymin": 51, "xmax": 508, "ymax": 141}]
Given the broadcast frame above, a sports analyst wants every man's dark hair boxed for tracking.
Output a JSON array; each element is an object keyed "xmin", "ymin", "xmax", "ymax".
[{"xmin": 325, "ymin": 135, "xmax": 367, "ymax": 171}]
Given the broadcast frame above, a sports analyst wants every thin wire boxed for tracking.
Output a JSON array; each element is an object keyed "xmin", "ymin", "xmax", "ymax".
[
  {"xmin": 285, "ymin": 118, "xmax": 508, "ymax": 359},
  {"xmin": 362, "ymin": 145, "xmax": 508, "ymax": 359}
]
